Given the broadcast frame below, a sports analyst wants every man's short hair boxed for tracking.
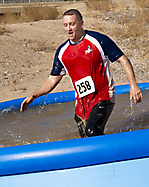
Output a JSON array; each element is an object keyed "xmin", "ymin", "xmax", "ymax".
[{"xmin": 63, "ymin": 9, "xmax": 83, "ymax": 21}]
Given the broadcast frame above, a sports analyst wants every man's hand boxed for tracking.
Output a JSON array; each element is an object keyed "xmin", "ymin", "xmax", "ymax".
[
  {"xmin": 20, "ymin": 75, "xmax": 63, "ymax": 112},
  {"xmin": 130, "ymin": 85, "xmax": 143, "ymax": 104},
  {"xmin": 20, "ymin": 95, "xmax": 34, "ymax": 112},
  {"xmin": 117, "ymin": 55, "xmax": 143, "ymax": 104}
]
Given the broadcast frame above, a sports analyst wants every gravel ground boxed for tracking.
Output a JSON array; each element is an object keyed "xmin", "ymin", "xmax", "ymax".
[{"xmin": 0, "ymin": 2, "xmax": 148, "ymax": 101}]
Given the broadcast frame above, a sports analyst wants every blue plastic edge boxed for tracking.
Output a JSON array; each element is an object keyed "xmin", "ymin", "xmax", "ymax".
[
  {"xmin": 0, "ymin": 82, "xmax": 149, "ymax": 112},
  {"xmin": 0, "ymin": 90, "xmax": 76, "ymax": 112},
  {"xmin": 0, "ymin": 129, "xmax": 149, "ymax": 176}
]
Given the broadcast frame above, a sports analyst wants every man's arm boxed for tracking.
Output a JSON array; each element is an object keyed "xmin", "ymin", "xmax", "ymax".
[
  {"xmin": 20, "ymin": 75, "xmax": 63, "ymax": 112},
  {"xmin": 117, "ymin": 55, "xmax": 143, "ymax": 104}
]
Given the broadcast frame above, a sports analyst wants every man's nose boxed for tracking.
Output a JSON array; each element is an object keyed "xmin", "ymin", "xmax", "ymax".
[{"xmin": 68, "ymin": 24, "xmax": 71, "ymax": 30}]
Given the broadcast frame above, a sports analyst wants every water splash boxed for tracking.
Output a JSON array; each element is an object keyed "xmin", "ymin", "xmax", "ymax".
[
  {"xmin": 122, "ymin": 100, "xmax": 136, "ymax": 128},
  {"xmin": 130, "ymin": 100, "xmax": 135, "ymax": 125},
  {"xmin": 38, "ymin": 102, "xmax": 47, "ymax": 113},
  {"xmin": 123, "ymin": 99, "xmax": 144, "ymax": 131},
  {"xmin": 1, "ymin": 108, "xmax": 12, "ymax": 114}
]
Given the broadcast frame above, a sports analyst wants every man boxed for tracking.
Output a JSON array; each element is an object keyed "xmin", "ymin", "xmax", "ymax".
[{"xmin": 20, "ymin": 9, "xmax": 143, "ymax": 138}]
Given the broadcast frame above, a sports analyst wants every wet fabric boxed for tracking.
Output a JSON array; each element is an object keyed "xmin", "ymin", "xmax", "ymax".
[{"xmin": 75, "ymin": 100, "xmax": 115, "ymax": 137}]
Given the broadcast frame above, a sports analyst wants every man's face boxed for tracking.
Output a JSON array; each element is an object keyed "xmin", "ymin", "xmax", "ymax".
[{"xmin": 63, "ymin": 14, "xmax": 84, "ymax": 43}]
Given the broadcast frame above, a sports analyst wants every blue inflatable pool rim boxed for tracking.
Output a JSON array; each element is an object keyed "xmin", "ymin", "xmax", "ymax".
[
  {"xmin": 0, "ymin": 129, "xmax": 149, "ymax": 176},
  {"xmin": 0, "ymin": 82, "xmax": 149, "ymax": 112}
]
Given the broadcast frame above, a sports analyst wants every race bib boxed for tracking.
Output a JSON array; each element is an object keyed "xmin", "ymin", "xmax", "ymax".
[{"xmin": 75, "ymin": 76, "xmax": 95, "ymax": 98}]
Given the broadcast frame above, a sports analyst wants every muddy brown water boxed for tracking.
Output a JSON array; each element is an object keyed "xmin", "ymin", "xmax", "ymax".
[{"xmin": 0, "ymin": 90, "xmax": 149, "ymax": 148}]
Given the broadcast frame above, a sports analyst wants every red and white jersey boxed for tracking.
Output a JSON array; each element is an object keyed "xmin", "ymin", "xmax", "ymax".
[{"xmin": 51, "ymin": 30, "xmax": 123, "ymax": 120}]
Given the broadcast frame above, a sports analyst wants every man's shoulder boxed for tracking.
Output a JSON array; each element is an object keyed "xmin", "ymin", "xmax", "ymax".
[
  {"xmin": 85, "ymin": 30, "xmax": 108, "ymax": 41},
  {"xmin": 85, "ymin": 30, "xmax": 117, "ymax": 49},
  {"xmin": 57, "ymin": 39, "xmax": 69, "ymax": 52}
]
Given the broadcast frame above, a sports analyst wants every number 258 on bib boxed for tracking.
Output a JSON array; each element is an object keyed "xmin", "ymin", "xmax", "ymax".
[{"xmin": 75, "ymin": 76, "xmax": 95, "ymax": 98}]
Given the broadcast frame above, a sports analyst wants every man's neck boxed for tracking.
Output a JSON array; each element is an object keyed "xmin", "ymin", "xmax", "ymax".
[{"xmin": 70, "ymin": 30, "xmax": 85, "ymax": 44}]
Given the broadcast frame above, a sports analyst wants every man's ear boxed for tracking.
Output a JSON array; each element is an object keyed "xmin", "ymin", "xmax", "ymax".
[{"xmin": 81, "ymin": 20, "xmax": 84, "ymax": 28}]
